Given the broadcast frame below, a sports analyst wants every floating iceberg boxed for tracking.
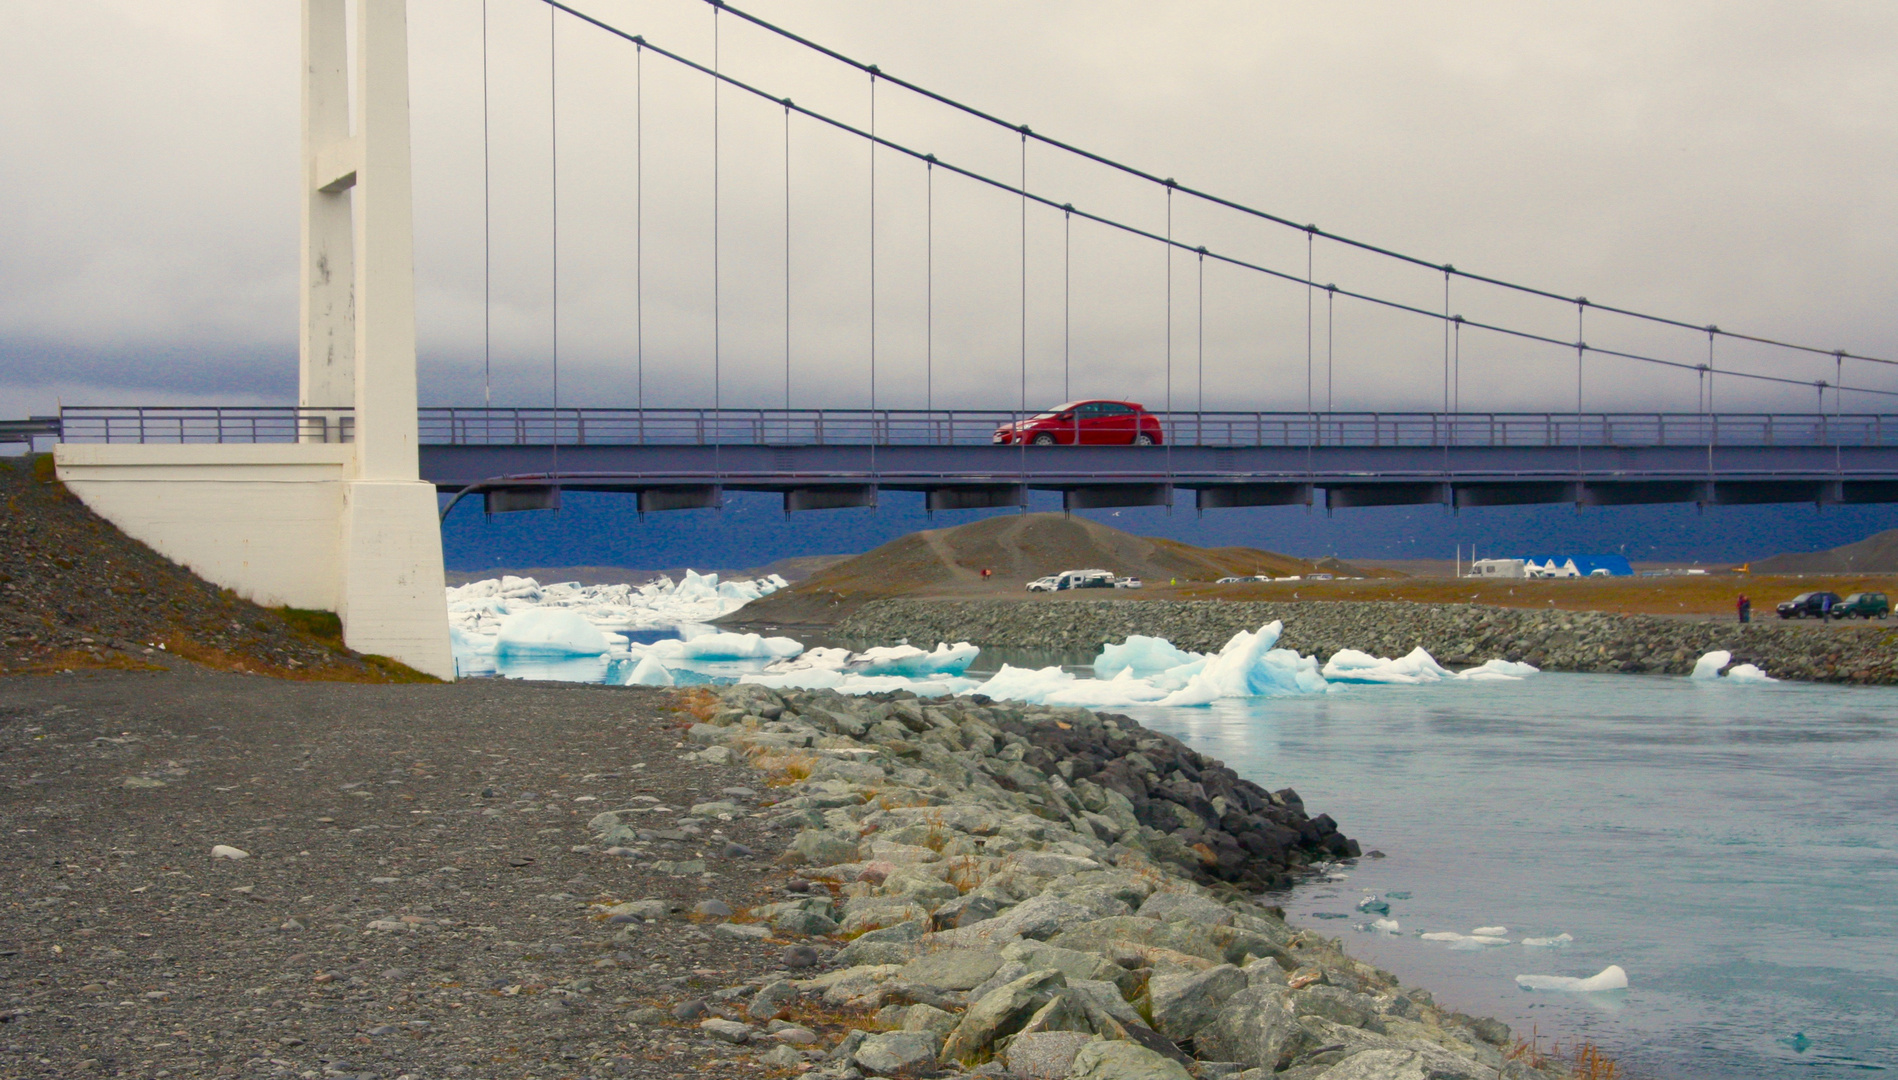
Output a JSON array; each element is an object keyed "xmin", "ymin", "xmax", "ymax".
[
  {"xmin": 1357, "ymin": 896, "xmax": 1391, "ymax": 915},
  {"xmin": 1095, "ymin": 635, "xmax": 1202, "ymax": 679},
  {"xmin": 1515, "ymin": 964, "xmax": 1628, "ymax": 992},
  {"xmin": 1459, "ymin": 658, "xmax": 1541, "ymax": 680},
  {"xmin": 1156, "ymin": 622, "xmax": 1331, "ymax": 705},
  {"xmin": 493, "ymin": 608, "xmax": 611, "ymax": 657},
  {"xmin": 1473, "ymin": 925, "xmax": 1508, "ymax": 936},
  {"xmin": 1421, "ymin": 931, "xmax": 1511, "ymax": 948},
  {"xmin": 1369, "ymin": 918, "xmax": 1401, "ymax": 934},
  {"xmin": 741, "ymin": 668, "xmax": 978, "ymax": 697},
  {"xmin": 1691, "ymin": 650, "xmax": 1778, "ymax": 682},
  {"xmin": 643, "ymin": 631, "xmax": 803, "ymax": 662},
  {"xmin": 445, "ymin": 570, "xmax": 788, "ymax": 652},
  {"xmin": 625, "ymin": 653, "xmax": 675, "ymax": 686},
  {"xmin": 1324, "ymin": 648, "xmax": 1537, "ymax": 683},
  {"xmin": 1324, "ymin": 647, "xmax": 1455, "ymax": 684},
  {"xmin": 1521, "ymin": 933, "xmax": 1574, "ymax": 948},
  {"xmin": 852, "ymin": 642, "xmax": 981, "ymax": 677}
]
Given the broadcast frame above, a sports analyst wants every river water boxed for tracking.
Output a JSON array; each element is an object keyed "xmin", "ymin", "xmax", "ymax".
[
  {"xmin": 1123, "ymin": 674, "xmax": 1898, "ymax": 1080},
  {"xmin": 460, "ymin": 637, "xmax": 1895, "ymax": 1077}
]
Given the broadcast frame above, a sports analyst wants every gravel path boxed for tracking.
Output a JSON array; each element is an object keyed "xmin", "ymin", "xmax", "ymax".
[{"xmin": 1, "ymin": 673, "xmax": 819, "ymax": 1080}]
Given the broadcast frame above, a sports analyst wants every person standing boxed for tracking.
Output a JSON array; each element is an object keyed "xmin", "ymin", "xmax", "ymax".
[{"xmin": 1737, "ymin": 594, "xmax": 1750, "ymax": 624}]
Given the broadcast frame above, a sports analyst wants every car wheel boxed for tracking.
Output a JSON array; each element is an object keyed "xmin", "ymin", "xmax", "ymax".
[
  {"xmin": 1031, "ymin": 433, "xmax": 1057, "ymax": 446},
  {"xmin": 1133, "ymin": 433, "xmax": 1155, "ymax": 446}
]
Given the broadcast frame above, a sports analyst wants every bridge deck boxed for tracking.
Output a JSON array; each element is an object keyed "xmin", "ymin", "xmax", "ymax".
[{"xmin": 48, "ymin": 406, "xmax": 1898, "ymax": 511}]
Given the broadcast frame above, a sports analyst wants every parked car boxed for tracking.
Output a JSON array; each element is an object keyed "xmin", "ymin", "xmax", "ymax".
[
  {"xmin": 993, "ymin": 400, "xmax": 1164, "ymax": 446},
  {"xmin": 1777, "ymin": 592, "xmax": 1843, "ymax": 619},
  {"xmin": 1836, "ymin": 592, "xmax": 1890, "ymax": 619},
  {"xmin": 1026, "ymin": 575, "xmax": 1060, "ymax": 592},
  {"xmin": 1215, "ymin": 576, "xmax": 1245, "ymax": 584},
  {"xmin": 1114, "ymin": 577, "xmax": 1143, "ymax": 589}
]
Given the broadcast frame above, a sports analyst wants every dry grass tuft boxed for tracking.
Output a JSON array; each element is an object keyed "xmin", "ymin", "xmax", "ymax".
[
  {"xmin": 8, "ymin": 649, "xmax": 166, "ymax": 676},
  {"xmin": 751, "ymin": 751, "xmax": 820, "ymax": 785},
  {"xmin": 943, "ymin": 854, "xmax": 989, "ymax": 895},
  {"xmin": 673, "ymin": 687, "xmax": 721, "ymax": 722},
  {"xmin": 156, "ymin": 635, "xmax": 438, "ymax": 683}
]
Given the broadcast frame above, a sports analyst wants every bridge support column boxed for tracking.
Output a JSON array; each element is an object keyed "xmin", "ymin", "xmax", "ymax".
[
  {"xmin": 55, "ymin": 0, "xmax": 453, "ymax": 681},
  {"xmin": 327, "ymin": 0, "xmax": 452, "ymax": 677}
]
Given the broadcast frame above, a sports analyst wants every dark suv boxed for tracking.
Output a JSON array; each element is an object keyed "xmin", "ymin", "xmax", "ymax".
[
  {"xmin": 1776, "ymin": 592, "xmax": 1843, "ymax": 619},
  {"xmin": 1836, "ymin": 592, "xmax": 1890, "ymax": 619}
]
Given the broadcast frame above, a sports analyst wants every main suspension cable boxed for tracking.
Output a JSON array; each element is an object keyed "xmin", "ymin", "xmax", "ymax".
[
  {"xmin": 533, "ymin": 2, "xmax": 1898, "ymax": 400},
  {"xmin": 689, "ymin": 0, "xmax": 1896, "ymax": 370}
]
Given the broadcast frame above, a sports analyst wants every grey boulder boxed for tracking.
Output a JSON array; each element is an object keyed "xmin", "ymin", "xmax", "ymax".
[
  {"xmin": 1192, "ymin": 986, "xmax": 1301, "ymax": 1071},
  {"xmin": 853, "ymin": 1030, "xmax": 941, "ymax": 1076},
  {"xmin": 1066, "ymin": 1039, "xmax": 1195, "ymax": 1080},
  {"xmin": 1147, "ymin": 963, "xmax": 1248, "ymax": 1042}
]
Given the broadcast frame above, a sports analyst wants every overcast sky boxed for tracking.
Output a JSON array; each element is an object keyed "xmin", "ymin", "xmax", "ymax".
[{"xmin": 4, "ymin": 0, "xmax": 1895, "ymax": 421}]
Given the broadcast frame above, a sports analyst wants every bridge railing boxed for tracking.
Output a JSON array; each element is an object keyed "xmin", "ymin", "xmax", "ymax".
[
  {"xmin": 419, "ymin": 408, "xmax": 1896, "ymax": 448},
  {"xmin": 54, "ymin": 405, "xmax": 1897, "ymax": 448},
  {"xmin": 56, "ymin": 406, "xmax": 354, "ymax": 445}
]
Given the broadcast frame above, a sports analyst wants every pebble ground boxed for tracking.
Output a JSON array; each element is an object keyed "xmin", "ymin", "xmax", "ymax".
[{"xmin": 1, "ymin": 672, "xmax": 819, "ymax": 1080}]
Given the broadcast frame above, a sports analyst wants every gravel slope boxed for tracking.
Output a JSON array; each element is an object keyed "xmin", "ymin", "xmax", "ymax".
[{"xmin": 0, "ymin": 674, "xmax": 811, "ymax": 1080}]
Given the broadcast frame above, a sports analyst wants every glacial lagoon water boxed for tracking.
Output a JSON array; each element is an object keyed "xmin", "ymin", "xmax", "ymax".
[
  {"xmin": 456, "ymin": 629, "xmax": 1896, "ymax": 1078},
  {"xmin": 1124, "ymin": 674, "xmax": 1898, "ymax": 1080}
]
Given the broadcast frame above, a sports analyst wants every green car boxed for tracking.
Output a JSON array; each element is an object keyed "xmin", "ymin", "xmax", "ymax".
[{"xmin": 1836, "ymin": 592, "xmax": 1891, "ymax": 619}]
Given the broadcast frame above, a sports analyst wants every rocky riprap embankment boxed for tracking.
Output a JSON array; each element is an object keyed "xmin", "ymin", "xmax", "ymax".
[
  {"xmin": 835, "ymin": 597, "xmax": 1898, "ymax": 684},
  {"xmin": 587, "ymin": 684, "xmax": 1572, "ymax": 1080}
]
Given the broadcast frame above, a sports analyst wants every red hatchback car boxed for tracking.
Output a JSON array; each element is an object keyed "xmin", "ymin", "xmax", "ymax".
[{"xmin": 992, "ymin": 400, "xmax": 1165, "ymax": 445}]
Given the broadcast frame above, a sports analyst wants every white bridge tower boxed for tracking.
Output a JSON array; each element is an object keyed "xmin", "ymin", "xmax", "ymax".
[{"xmin": 55, "ymin": 0, "xmax": 454, "ymax": 680}]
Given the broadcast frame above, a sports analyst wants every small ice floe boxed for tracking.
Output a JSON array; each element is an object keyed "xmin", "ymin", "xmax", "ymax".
[
  {"xmin": 1777, "ymin": 1032, "xmax": 1812, "ymax": 1053},
  {"xmin": 1691, "ymin": 650, "xmax": 1731, "ymax": 679},
  {"xmin": 1357, "ymin": 896, "xmax": 1391, "ymax": 915},
  {"xmin": 1472, "ymin": 925, "xmax": 1508, "ymax": 936},
  {"xmin": 211, "ymin": 845, "xmax": 250, "ymax": 860},
  {"xmin": 1323, "ymin": 648, "xmax": 1538, "ymax": 684},
  {"xmin": 1691, "ymin": 651, "xmax": 1779, "ymax": 682},
  {"xmin": 647, "ymin": 631, "xmax": 803, "ymax": 662},
  {"xmin": 1310, "ymin": 912, "xmax": 1350, "ymax": 920},
  {"xmin": 1369, "ymin": 918, "xmax": 1401, "ymax": 934},
  {"xmin": 849, "ymin": 641, "xmax": 981, "ymax": 677},
  {"xmin": 625, "ymin": 654, "xmax": 674, "ymax": 687},
  {"xmin": 1522, "ymin": 933, "xmax": 1575, "ymax": 948},
  {"xmin": 1515, "ymin": 965, "xmax": 1628, "ymax": 992},
  {"xmin": 1384, "ymin": 891, "xmax": 1413, "ymax": 899},
  {"xmin": 1457, "ymin": 658, "xmax": 1541, "ymax": 681},
  {"xmin": 1421, "ymin": 931, "xmax": 1511, "ymax": 948}
]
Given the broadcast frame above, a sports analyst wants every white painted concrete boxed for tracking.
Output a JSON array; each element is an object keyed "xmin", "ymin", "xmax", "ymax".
[
  {"xmin": 351, "ymin": 0, "xmax": 421, "ymax": 483},
  {"xmin": 338, "ymin": 480, "xmax": 452, "ymax": 670},
  {"xmin": 51, "ymin": 0, "xmax": 457, "ymax": 681},
  {"xmin": 300, "ymin": 0, "xmax": 355, "ymax": 423},
  {"xmin": 55, "ymin": 444, "xmax": 351, "ymax": 612}
]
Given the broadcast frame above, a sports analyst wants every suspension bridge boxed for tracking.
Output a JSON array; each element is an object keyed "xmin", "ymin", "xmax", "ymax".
[{"xmin": 28, "ymin": 0, "xmax": 1898, "ymax": 677}]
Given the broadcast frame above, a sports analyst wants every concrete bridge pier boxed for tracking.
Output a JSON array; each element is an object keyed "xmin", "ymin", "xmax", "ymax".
[{"xmin": 54, "ymin": 0, "xmax": 453, "ymax": 679}]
